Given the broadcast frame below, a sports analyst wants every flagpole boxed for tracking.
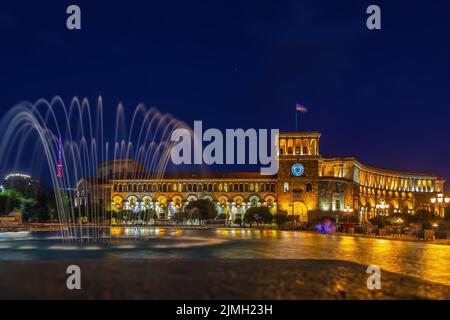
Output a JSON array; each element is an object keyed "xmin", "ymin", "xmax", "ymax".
[
  {"xmin": 299, "ymin": 112, "xmax": 301, "ymax": 132},
  {"xmin": 295, "ymin": 109, "xmax": 298, "ymax": 132}
]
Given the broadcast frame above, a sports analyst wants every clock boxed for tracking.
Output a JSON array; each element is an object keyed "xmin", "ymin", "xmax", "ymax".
[{"xmin": 291, "ymin": 163, "xmax": 304, "ymax": 177}]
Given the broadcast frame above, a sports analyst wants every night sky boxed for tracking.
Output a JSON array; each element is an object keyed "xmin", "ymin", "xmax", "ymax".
[{"xmin": 1, "ymin": 0, "xmax": 450, "ymax": 185}]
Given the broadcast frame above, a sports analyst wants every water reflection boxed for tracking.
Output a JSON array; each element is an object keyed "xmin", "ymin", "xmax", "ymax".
[{"xmin": 0, "ymin": 227, "xmax": 449, "ymax": 285}]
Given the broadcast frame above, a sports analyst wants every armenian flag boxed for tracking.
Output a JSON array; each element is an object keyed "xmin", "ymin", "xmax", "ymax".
[{"xmin": 296, "ymin": 103, "xmax": 308, "ymax": 113}]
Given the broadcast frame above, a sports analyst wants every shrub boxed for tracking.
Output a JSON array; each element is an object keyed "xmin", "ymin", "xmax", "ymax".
[
  {"xmin": 274, "ymin": 213, "xmax": 289, "ymax": 227},
  {"xmin": 185, "ymin": 199, "xmax": 218, "ymax": 220},
  {"xmin": 245, "ymin": 206, "xmax": 273, "ymax": 224}
]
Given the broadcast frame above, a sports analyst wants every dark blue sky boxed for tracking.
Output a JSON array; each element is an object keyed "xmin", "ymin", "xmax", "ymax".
[{"xmin": 1, "ymin": 0, "xmax": 450, "ymax": 182}]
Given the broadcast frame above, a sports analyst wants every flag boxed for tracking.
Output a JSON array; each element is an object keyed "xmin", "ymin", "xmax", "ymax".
[{"xmin": 296, "ymin": 103, "xmax": 307, "ymax": 113}]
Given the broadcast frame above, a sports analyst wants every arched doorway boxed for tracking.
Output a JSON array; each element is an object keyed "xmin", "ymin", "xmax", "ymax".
[
  {"xmin": 112, "ymin": 194, "xmax": 123, "ymax": 212},
  {"xmin": 264, "ymin": 195, "xmax": 276, "ymax": 214},
  {"xmin": 291, "ymin": 201, "xmax": 308, "ymax": 222},
  {"xmin": 401, "ymin": 200, "xmax": 413, "ymax": 214},
  {"xmin": 233, "ymin": 195, "xmax": 245, "ymax": 220},
  {"xmin": 248, "ymin": 195, "xmax": 260, "ymax": 208},
  {"xmin": 156, "ymin": 195, "xmax": 167, "ymax": 219},
  {"xmin": 217, "ymin": 195, "xmax": 229, "ymax": 216}
]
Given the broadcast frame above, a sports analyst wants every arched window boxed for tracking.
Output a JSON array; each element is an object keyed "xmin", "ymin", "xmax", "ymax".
[
  {"xmin": 283, "ymin": 182, "xmax": 289, "ymax": 192},
  {"xmin": 306, "ymin": 183, "xmax": 313, "ymax": 192}
]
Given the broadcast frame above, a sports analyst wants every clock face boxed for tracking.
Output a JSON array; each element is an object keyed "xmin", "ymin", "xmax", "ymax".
[{"xmin": 291, "ymin": 163, "xmax": 304, "ymax": 177}]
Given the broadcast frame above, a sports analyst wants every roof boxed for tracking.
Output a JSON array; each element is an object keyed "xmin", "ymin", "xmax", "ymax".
[{"xmin": 320, "ymin": 156, "xmax": 438, "ymax": 178}]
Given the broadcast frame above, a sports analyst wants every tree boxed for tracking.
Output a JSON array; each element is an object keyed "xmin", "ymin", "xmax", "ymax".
[
  {"xmin": 411, "ymin": 209, "xmax": 438, "ymax": 223},
  {"xmin": 172, "ymin": 211, "xmax": 187, "ymax": 223},
  {"xmin": 245, "ymin": 206, "xmax": 273, "ymax": 224},
  {"xmin": 0, "ymin": 194, "xmax": 21, "ymax": 214},
  {"xmin": 422, "ymin": 221, "xmax": 433, "ymax": 230},
  {"xmin": 274, "ymin": 213, "xmax": 289, "ymax": 228},
  {"xmin": 243, "ymin": 211, "xmax": 258, "ymax": 226},
  {"xmin": 185, "ymin": 199, "xmax": 217, "ymax": 221},
  {"xmin": 369, "ymin": 216, "xmax": 389, "ymax": 229}
]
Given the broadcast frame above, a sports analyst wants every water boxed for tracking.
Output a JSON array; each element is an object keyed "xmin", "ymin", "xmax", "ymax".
[
  {"xmin": 0, "ymin": 228, "xmax": 449, "ymax": 286},
  {"xmin": 0, "ymin": 96, "xmax": 189, "ymax": 240}
]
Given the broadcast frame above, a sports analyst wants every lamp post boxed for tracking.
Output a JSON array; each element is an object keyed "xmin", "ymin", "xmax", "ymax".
[
  {"xmin": 430, "ymin": 193, "xmax": 450, "ymax": 218},
  {"xmin": 343, "ymin": 206, "xmax": 353, "ymax": 223},
  {"xmin": 376, "ymin": 201, "xmax": 389, "ymax": 224},
  {"xmin": 342, "ymin": 206, "xmax": 354, "ymax": 233}
]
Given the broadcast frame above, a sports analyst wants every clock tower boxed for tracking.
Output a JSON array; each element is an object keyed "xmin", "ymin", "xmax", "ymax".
[{"xmin": 277, "ymin": 132, "xmax": 321, "ymax": 222}]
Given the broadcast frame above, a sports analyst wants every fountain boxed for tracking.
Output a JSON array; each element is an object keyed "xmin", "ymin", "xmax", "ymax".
[{"xmin": 0, "ymin": 96, "xmax": 189, "ymax": 241}]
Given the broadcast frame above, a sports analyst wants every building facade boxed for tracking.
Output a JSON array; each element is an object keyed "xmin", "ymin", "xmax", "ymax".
[
  {"xmin": 1, "ymin": 173, "xmax": 45, "ymax": 199},
  {"xmin": 75, "ymin": 132, "xmax": 445, "ymax": 223}
]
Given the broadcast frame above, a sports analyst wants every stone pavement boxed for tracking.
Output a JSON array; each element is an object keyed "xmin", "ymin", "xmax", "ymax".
[{"xmin": 0, "ymin": 259, "xmax": 449, "ymax": 299}]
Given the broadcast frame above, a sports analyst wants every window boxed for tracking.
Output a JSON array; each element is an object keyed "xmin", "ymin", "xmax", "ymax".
[
  {"xmin": 283, "ymin": 182, "xmax": 289, "ymax": 192},
  {"xmin": 306, "ymin": 183, "xmax": 313, "ymax": 192}
]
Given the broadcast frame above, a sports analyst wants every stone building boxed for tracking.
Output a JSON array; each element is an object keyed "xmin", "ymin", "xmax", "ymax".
[{"xmin": 75, "ymin": 132, "xmax": 445, "ymax": 223}]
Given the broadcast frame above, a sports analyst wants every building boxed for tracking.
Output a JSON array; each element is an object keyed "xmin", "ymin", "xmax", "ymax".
[
  {"xmin": 1, "ymin": 173, "xmax": 45, "ymax": 199},
  {"xmin": 0, "ymin": 209, "xmax": 23, "ymax": 230},
  {"xmin": 75, "ymin": 131, "xmax": 445, "ymax": 223}
]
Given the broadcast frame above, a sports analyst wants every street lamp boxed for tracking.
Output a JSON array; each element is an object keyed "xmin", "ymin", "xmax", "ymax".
[
  {"xmin": 343, "ymin": 206, "xmax": 353, "ymax": 223},
  {"xmin": 376, "ymin": 201, "xmax": 389, "ymax": 224},
  {"xmin": 430, "ymin": 193, "xmax": 450, "ymax": 217}
]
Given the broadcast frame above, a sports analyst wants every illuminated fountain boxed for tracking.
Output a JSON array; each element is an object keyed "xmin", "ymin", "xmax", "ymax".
[{"xmin": 0, "ymin": 96, "xmax": 188, "ymax": 241}]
